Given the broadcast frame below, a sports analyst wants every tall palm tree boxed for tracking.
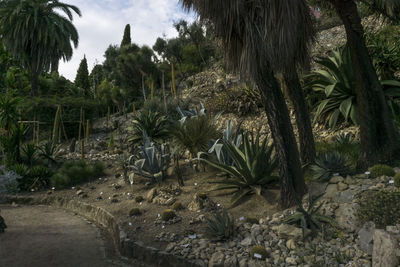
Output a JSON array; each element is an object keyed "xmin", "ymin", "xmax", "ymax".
[
  {"xmin": 0, "ymin": 0, "xmax": 81, "ymax": 96},
  {"xmin": 325, "ymin": 0, "xmax": 400, "ymax": 169},
  {"xmin": 180, "ymin": 0, "xmax": 315, "ymax": 207}
]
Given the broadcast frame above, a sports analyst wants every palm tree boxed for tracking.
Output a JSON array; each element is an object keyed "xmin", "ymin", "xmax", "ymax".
[
  {"xmin": 0, "ymin": 0, "xmax": 81, "ymax": 96},
  {"xmin": 180, "ymin": 0, "xmax": 315, "ymax": 207},
  {"xmin": 325, "ymin": 0, "xmax": 400, "ymax": 169}
]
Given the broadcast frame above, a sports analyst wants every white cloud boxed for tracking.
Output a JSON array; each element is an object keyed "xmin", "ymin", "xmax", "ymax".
[{"xmin": 59, "ymin": 0, "xmax": 195, "ymax": 81}]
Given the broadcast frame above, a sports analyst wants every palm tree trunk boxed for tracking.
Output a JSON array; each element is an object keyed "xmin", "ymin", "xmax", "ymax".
[
  {"xmin": 30, "ymin": 71, "xmax": 39, "ymax": 97},
  {"xmin": 283, "ymin": 71, "xmax": 316, "ymax": 165},
  {"xmin": 331, "ymin": 0, "xmax": 400, "ymax": 170},
  {"xmin": 254, "ymin": 67, "xmax": 307, "ymax": 208}
]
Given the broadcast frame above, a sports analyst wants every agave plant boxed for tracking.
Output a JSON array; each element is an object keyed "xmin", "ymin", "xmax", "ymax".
[
  {"xmin": 200, "ymin": 132, "xmax": 278, "ymax": 206},
  {"xmin": 305, "ymin": 45, "xmax": 400, "ymax": 128},
  {"xmin": 127, "ymin": 133, "xmax": 171, "ymax": 184},
  {"xmin": 128, "ymin": 109, "xmax": 170, "ymax": 145},
  {"xmin": 304, "ymin": 46, "xmax": 357, "ymax": 128},
  {"xmin": 283, "ymin": 194, "xmax": 336, "ymax": 239},
  {"xmin": 208, "ymin": 120, "xmax": 243, "ymax": 166},
  {"xmin": 311, "ymin": 151, "xmax": 351, "ymax": 181},
  {"xmin": 176, "ymin": 101, "xmax": 206, "ymax": 123},
  {"xmin": 205, "ymin": 209, "xmax": 235, "ymax": 241},
  {"xmin": 335, "ymin": 133, "xmax": 356, "ymax": 145}
]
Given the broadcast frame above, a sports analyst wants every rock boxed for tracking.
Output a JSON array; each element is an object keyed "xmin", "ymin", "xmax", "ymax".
[
  {"xmin": 165, "ymin": 197, "xmax": 176, "ymax": 206},
  {"xmin": 330, "ymin": 176, "xmax": 344, "ymax": 184},
  {"xmin": 274, "ymin": 224, "xmax": 303, "ymax": 240},
  {"xmin": 358, "ymin": 221, "xmax": 375, "ymax": 255},
  {"xmin": 188, "ymin": 194, "xmax": 204, "ymax": 212},
  {"xmin": 336, "ymin": 190, "xmax": 356, "ymax": 203},
  {"xmin": 373, "ymin": 229, "xmax": 399, "ymax": 267},
  {"xmin": 324, "ymin": 184, "xmax": 338, "ymax": 199},
  {"xmin": 165, "ymin": 242, "xmax": 176, "ymax": 253},
  {"xmin": 224, "ymin": 255, "xmax": 238, "ymax": 267},
  {"xmin": 309, "ymin": 182, "xmax": 328, "ymax": 198},
  {"xmin": 147, "ymin": 188, "xmax": 157, "ymax": 202},
  {"xmin": 209, "ymin": 252, "xmax": 225, "ymax": 267},
  {"xmin": 240, "ymin": 236, "xmax": 254, "ymax": 246},
  {"xmin": 286, "ymin": 239, "xmax": 296, "ymax": 250},
  {"xmin": 335, "ymin": 203, "xmax": 359, "ymax": 232},
  {"xmin": 337, "ymin": 182, "xmax": 349, "ymax": 191},
  {"xmin": 76, "ymin": 190, "xmax": 84, "ymax": 196},
  {"xmin": 285, "ymin": 257, "xmax": 297, "ymax": 265}
]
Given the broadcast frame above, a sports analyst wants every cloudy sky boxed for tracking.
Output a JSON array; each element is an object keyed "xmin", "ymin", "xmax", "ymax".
[{"xmin": 59, "ymin": 0, "xmax": 195, "ymax": 81}]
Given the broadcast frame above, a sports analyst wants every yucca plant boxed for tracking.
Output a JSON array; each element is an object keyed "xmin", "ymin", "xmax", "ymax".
[
  {"xmin": 127, "ymin": 133, "xmax": 171, "ymax": 184},
  {"xmin": 128, "ymin": 109, "xmax": 170, "ymax": 145},
  {"xmin": 200, "ymin": 132, "xmax": 278, "ymax": 206},
  {"xmin": 311, "ymin": 151, "xmax": 351, "ymax": 181},
  {"xmin": 208, "ymin": 119, "xmax": 243, "ymax": 166},
  {"xmin": 283, "ymin": 194, "xmax": 336, "ymax": 239},
  {"xmin": 39, "ymin": 141, "xmax": 61, "ymax": 165},
  {"xmin": 205, "ymin": 209, "xmax": 235, "ymax": 241},
  {"xmin": 170, "ymin": 114, "xmax": 220, "ymax": 159},
  {"xmin": 21, "ymin": 143, "xmax": 37, "ymax": 166}
]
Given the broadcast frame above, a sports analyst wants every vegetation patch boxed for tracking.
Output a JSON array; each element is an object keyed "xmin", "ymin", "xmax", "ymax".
[{"xmin": 368, "ymin": 164, "xmax": 395, "ymax": 178}]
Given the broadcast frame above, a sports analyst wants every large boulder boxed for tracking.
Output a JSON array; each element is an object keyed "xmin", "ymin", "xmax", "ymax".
[
  {"xmin": 335, "ymin": 203, "xmax": 359, "ymax": 232},
  {"xmin": 358, "ymin": 221, "xmax": 375, "ymax": 255},
  {"xmin": 209, "ymin": 252, "xmax": 225, "ymax": 267},
  {"xmin": 373, "ymin": 229, "xmax": 399, "ymax": 267}
]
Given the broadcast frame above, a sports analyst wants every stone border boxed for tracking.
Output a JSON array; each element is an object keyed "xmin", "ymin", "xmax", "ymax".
[{"xmin": 0, "ymin": 194, "xmax": 202, "ymax": 267}]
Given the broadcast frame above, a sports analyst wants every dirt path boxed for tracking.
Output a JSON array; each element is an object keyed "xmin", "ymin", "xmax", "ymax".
[{"xmin": 0, "ymin": 205, "xmax": 141, "ymax": 267}]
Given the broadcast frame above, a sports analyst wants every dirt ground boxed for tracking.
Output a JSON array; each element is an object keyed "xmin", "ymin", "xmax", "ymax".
[
  {"xmin": 0, "ymin": 204, "xmax": 148, "ymax": 267},
  {"xmin": 35, "ymin": 161, "xmax": 281, "ymax": 251}
]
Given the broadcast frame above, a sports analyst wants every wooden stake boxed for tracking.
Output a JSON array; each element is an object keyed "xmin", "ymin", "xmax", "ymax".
[
  {"xmin": 81, "ymin": 139, "xmax": 85, "ymax": 160},
  {"xmin": 86, "ymin": 120, "xmax": 89, "ymax": 143}
]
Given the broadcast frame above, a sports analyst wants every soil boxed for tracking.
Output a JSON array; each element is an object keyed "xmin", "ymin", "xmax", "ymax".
[
  {"xmin": 0, "ymin": 204, "xmax": 146, "ymax": 267},
  {"xmin": 24, "ymin": 160, "xmax": 281, "ymax": 252}
]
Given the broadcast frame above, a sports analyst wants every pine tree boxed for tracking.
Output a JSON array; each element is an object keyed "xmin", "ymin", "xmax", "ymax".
[
  {"xmin": 121, "ymin": 24, "xmax": 131, "ymax": 47},
  {"xmin": 75, "ymin": 56, "xmax": 90, "ymax": 95}
]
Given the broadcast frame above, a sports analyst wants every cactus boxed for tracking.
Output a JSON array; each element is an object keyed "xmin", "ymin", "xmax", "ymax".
[
  {"xmin": 249, "ymin": 246, "xmax": 268, "ymax": 260},
  {"xmin": 52, "ymin": 105, "xmax": 61, "ymax": 147},
  {"xmin": 161, "ymin": 209, "xmax": 176, "ymax": 221}
]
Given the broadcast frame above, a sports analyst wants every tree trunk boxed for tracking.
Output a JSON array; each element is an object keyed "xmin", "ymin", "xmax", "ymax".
[
  {"xmin": 331, "ymin": 0, "xmax": 400, "ymax": 170},
  {"xmin": 283, "ymin": 71, "xmax": 316, "ymax": 165},
  {"xmin": 254, "ymin": 67, "xmax": 307, "ymax": 208},
  {"xmin": 30, "ymin": 71, "xmax": 39, "ymax": 97}
]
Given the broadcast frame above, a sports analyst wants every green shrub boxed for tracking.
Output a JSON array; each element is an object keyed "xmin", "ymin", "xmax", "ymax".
[
  {"xmin": 357, "ymin": 190, "xmax": 400, "ymax": 228},
  {"xmin": 50, "ymin": 160, "xmax": 104, "ymax": 188},
  {"xmin": 200, "ymin": 132, "xmax": 278, "ymax": 206},
  {"xmin": 311, "ymin": 151, "xmax": 351, "ymax": 182},
  {"xmin": 369, "ymin": 164, "xmax": 395, "ymax": 178},
  {"xmin": 161, "ymin": 209, "xmax": 176, "ymax": 221},
  {"xmin": 249, "ymin": 245, "xmax": 268, "ymax": 260},
  {"xmin": 205, "ymin": 209, "xmax": 235, "ymax": 241},
  {"xmin": 394, "ymin": 173, "xmax": 400, "ymax": 187}
]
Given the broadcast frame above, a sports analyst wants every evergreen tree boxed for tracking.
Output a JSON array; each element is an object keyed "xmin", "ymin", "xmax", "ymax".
[
  {"xmin": 75, "ymin": 56, "xmax": 90, "ymax": 95},
  {"xmin": 121, "ymin": 24, "xmax": 131, "ymax": 47}
]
